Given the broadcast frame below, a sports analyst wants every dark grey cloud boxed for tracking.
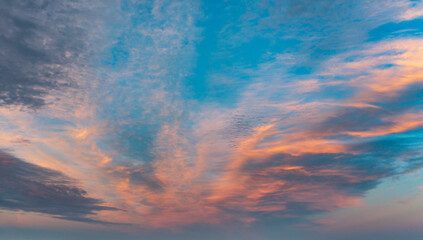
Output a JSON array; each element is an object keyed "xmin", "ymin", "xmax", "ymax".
[
  {"xmin": 312, "ymin": 83, "xmax": 423, "ymax": 138},
  {"xmin": 128, "ymin": 168, "xmax": 164, "ymax": 192},
  {"xmin": 212, "ymin": 69, "xmax": 423, "ymax": 222},
  {"xmin": 109, "ymin": 164, "xmax": 164, "ymax": 192},
  {"xmin": 317, "ymin": 107, "xmax": 390, "ymax": 134},
  {"xmin": 0, "ymin": 150, "xmax": 118, "ymax": 223},
  {"xmin": 237, "ymin": 126, "xmax": 423, "ymax": 220},
  {"xmin": 0, "ymin": 0, "xmax": 106, "ymax": 109}
]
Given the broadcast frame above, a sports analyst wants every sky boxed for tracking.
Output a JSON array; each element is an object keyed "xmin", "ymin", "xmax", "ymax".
[{"xmin": 1, "ymin": 0, "xmax": 423, "ymax": 239}]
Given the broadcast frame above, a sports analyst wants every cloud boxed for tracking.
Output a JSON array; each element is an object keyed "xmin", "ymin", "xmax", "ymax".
[
  {"xmin": 1, "ymin": 0, "xmax": 423, "ymax": 232},
  {"xmin": 205, "ymin": 130, "xmax": 422, "ymax": 220},
  {"xmin": 181, "ymin": 37, "xmax": 423, "ymax": 226},
  {"xmin": 82, "ymin": 4, "xmax": 423, "ymax": 228},
  {"xmin": 110, "ymin": 165, "xmax": 164, "ymax": 192},
  {"xmin": 0, "ymin": 150, "xmax": 118, "ymax": 223},
  {"xmin": 0, "ymin": 0, "xmax": 107, "ymax": 109},
  {"xmin": 398, "ymin": 0, "xmax": 423, "ymax": 20}
]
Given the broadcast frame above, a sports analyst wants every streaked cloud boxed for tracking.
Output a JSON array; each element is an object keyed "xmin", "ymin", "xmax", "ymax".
[{"xmin": 0, "ymin": 150, "xmax": 117, "ymax": 223}]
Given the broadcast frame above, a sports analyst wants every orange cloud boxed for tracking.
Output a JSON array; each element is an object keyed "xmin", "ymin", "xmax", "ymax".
[{"xmin": 2, "ymin": 35, "xmax": 423, "ymax": 231}]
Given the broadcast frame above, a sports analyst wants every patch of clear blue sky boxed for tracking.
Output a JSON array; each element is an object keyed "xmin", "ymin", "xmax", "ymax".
[
  {"xmin": 368, "ymin": 18, "xmax": 423, "ymax": 41},
  {"xmin": 185, "ymin": 0, "xmax": 271, "ymax": 102}
]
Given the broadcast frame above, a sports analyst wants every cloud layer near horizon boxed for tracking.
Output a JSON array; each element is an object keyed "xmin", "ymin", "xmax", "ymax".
[{"xmin": 0, "ymin": 151, "xmax": 117, "ymax": 223}]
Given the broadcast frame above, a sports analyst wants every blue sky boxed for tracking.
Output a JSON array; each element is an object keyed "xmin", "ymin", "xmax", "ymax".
[{"xmin": 1, "ymin": 0, "xmax": 423, "ymax": 239}]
